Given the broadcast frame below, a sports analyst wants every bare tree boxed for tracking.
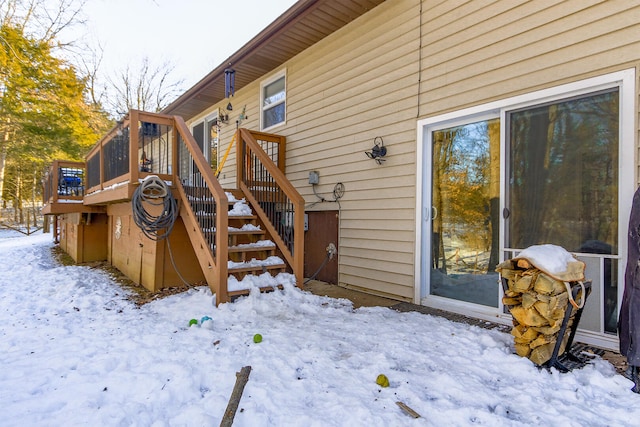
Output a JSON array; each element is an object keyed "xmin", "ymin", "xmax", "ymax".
[
  {"xmin": 0, "ymin": 0, "xmax": 87, "ymax": 44},
  {"xmin": 75, "ymin": 41, "xmax": 106, "ymax": 107},
  {"xmin": 107, "ymin": 56, "xmax": 184, "ymax": 118}
]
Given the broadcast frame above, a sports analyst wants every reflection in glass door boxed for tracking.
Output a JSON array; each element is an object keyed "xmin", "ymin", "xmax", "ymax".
[
  {"xmin": 430, "ymin": 118, "xmax": 500, "ymax": 307},
  {"xmin": 208, "ymin": 119, "xmax": 219, "ymax": 171},
  {"xmin": 505, "ymin": 89, "xmax": 620, "ymax": 334}
]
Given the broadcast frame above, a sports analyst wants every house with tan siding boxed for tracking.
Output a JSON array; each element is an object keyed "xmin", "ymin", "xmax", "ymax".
[{"xmin": 43, "ymin": 0, "xmax": 640, "ymax": 352}]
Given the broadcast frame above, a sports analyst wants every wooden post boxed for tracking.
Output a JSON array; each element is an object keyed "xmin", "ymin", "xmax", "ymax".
[
  {"xmin": 54, "ymin": 215, "xmax": 59, "ymax": 243},
  {"xmin": 235, "ymin": 128, "xmax": 244, "ymax": 190},
  {"xmin": 220, "ymin": 366, "xmax": 252, "ymax": 427},
  {"xmin": 130, "ymin": 110, "xmax": 140, "ymax": 184}
]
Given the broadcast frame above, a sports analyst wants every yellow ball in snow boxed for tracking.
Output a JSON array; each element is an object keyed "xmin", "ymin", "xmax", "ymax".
[{"xmin": 376, "ymin": 374, "xmax": 389, "ymax": 388}]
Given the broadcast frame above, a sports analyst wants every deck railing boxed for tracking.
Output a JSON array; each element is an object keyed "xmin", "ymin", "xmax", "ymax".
[
  {"xmin": 237, "ymin": 128, "xmax": 304, "ymax": 285},
  {"xmin": 248, "ymin": 130, "xmax": 286, "ymax": 173},
  {"xmin": 174, "ymin": 117, "xmax": 229, "ymax": 303},
  {"xmin": 42, "ymin": 160, "xmax": 86, "ymax": 205},
  {"xmin": 84, "ymin": 110, "xmax": 174, "ymax": 194},
  {"xmin": 44, "ymin": 110, "xmax": 299, "ymax": 301}
]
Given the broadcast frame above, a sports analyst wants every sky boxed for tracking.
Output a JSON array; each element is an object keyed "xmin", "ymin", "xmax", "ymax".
[
  {"xmin": 64, "ymin": 0, "xmax": 298, "ymax": 89},
  {"xmin": 1, "ymin": 227, "xmax": 640, "ymax": 426}
]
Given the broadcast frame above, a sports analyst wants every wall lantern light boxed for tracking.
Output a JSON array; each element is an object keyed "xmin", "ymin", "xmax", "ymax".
[{"xmin": 365, "ymin": 136, "xmax": 387, "ymax": 165}]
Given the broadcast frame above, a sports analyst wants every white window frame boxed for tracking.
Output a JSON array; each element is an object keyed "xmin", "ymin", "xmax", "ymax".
[
  {"xmin": 260, "ymin": 69, "xmax": 286, "ymax": 131},
  {"xmin": 415, "ymin": 69, "xmax": 636, "ymax": 348}
]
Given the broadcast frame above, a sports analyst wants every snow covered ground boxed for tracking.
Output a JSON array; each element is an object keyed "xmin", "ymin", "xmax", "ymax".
[{"xmin": 1, "ymin": 230, "xmax": 639, "ymax": 426}]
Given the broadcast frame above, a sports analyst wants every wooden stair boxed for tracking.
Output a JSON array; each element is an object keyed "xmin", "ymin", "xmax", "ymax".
[
  {"xmin": 141, "ymin": 119, "xmax": 304, "ymax": 305},
  {"xmin": 224, "ymin": 190, "xmax": 290, "ymax": 298}
]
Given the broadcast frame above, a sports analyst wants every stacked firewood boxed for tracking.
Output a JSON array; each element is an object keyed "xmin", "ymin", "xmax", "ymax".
[{"xmin": 497, "ymin": 258, "xmax": 581, "ymax": 366}]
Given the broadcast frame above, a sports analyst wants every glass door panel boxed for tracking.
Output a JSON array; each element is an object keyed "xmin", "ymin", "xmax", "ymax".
[
  {"xmin": 430, "ymin": 118, "xmax": 500, "ymax": 307},
  {"xmin": 505, "ymin": 89, "xmax": 620, "ymax": 334}
]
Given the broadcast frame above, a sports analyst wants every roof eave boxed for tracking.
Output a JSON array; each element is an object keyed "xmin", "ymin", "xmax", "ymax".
[{"xmin": 162, "ymin": 0, "xmax": 321, "ymax": 118}]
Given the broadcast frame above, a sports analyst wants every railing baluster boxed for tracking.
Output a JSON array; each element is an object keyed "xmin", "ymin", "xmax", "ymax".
[{"xmin": 177, "ymin": 131, "xmax": 221, "ymax": 258}]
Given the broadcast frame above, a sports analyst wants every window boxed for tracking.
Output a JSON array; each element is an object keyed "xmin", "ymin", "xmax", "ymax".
[{"xmin": 261, "ymin": 71, "xmax": 286, "ymax": 130}]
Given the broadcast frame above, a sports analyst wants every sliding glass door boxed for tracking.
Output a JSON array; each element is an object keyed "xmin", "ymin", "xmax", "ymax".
[{"xmin": 421, "ymin": 71, "xmax": 634, "ymax": 348}]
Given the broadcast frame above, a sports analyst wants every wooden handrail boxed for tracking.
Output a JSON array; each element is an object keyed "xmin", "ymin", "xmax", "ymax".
[
  {"xmin": 137, "ymin": 110, "xmax": 174, "ymax": 124},
  {"xmin": 174, "ymin": 116, "xmax": 229, "ymax": 303},
  {"xmin": 174, "ymin": 117, "xmax": 228, "ymax": 203},
  {"xmin": 243, "ymin": 130, "xmax": 286, "ymax": 173},
  {"xmin": 238, "ymin": 129, "xmax": 301, "ymax": 202},
  {"xmin": 237, "ymin": 128, "xmax": 305, "ymax": 287}
]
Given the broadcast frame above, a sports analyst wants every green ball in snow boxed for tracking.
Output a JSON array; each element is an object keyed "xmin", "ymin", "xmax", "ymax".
[
  {"xmin": 253, "ymin": 333, "xmax": 263, "ymax": 343},
  {"xmin": 188, "ymin": 318, "xmax": 198, "ymax": 327}
]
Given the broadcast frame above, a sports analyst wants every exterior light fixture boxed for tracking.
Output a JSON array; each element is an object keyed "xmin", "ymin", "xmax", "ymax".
[
  {"xmin": 218, "ymin": 108, "xmax": 229, "ymax": 125},
  {"xmin": 365, "ymin": 136, "xmax": 387, "ymax": 164}
]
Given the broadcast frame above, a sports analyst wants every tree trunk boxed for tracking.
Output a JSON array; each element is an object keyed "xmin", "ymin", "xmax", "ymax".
[
  {"xmin": 0, "ymin": 127, "xmax": 8, "ymax": 222},
  {"xmin": 432, "ymin": 148, "xmax": 444, "ymax": 271},
  {"xmin": 32, "ymin": 164, "xmax": 38, "ymax": 229},
  {"xmin": 16, "ymin": 168, "xmax": 23, "ymax": 224}
]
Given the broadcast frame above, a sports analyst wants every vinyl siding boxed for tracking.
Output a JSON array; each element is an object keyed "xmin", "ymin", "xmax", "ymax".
[
  {"xmin": 191, "ymin": 0, "xmax": 421, "ymax": 301},
  {"xmin": 421, "ymin": 0, "xmax": 640, "ymax": 113},
  {"xmin": 188, "ymin": 0, "xmax": 640, "ymax": 302},
  {"xmin": 283, "ymin": 1, "xmax": 420, "ymax": 300}
]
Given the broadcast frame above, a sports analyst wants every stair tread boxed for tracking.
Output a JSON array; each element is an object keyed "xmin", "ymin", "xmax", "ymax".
[
  {"xmin": 228, "ymin": 263, "xmax": 286, "ymax": 273},
  {"xmin": 229, "ymin": 244, "xmax": 276, "ymax": 252},
  {"xmin": 227, "ymin": 284, "xmax": 284, "ymax": 297},
  {"xmin": 194, "ymin": 212, "xmax": 254, "ymax": 216},
  {"xmin": 228, "ymin": 229, "xmax": 265, "ymax": 235}
]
